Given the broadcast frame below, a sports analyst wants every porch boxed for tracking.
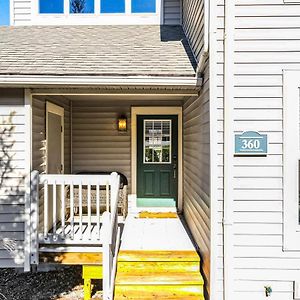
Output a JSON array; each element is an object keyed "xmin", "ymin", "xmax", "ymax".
[{"xmin": 25, "ymin": 88, "xmax": 206, "ymax": 299}]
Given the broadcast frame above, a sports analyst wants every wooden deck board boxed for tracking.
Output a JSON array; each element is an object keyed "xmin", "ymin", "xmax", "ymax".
[{"xmin": 39, "ymin": 252, "xmax": 103, "ymax": 265}]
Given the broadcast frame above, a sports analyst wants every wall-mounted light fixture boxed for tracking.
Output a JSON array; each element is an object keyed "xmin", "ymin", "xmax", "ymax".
[{"xmin": 118, "ymin": 115, "xmax": 127, "ymax": 132}]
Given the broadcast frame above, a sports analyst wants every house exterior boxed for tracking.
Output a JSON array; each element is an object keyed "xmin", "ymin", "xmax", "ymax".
[{"xmin": 1, "ymin": 0, "xmax": 300, "ymax": 299}]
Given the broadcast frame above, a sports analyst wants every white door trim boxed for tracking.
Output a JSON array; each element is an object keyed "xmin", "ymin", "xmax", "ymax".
[
  {"xmin": 46, "ymin": 102, "xmax": 64, "ymax": 174},
  {"xmin": 131, "ymin": 106, "xmax": 183, "ymax": 211}
]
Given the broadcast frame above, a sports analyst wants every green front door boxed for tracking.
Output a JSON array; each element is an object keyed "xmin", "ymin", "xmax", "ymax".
[{"xmin": 137, "ymin": 115, "xmax": 178, "ymax": 207}]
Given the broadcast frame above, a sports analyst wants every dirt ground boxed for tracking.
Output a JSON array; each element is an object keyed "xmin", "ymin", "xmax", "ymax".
[{"xmin": 0, "ymin": 267, "xmax": 102, "ymax": 300}]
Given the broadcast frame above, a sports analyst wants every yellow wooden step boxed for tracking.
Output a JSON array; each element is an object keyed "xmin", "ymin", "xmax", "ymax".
[
  {"xmin": 115, "ymin": 271, "xmax": 204, "ymax": 285},
  {"xmin": 138, "ymin": 212, "xmax": 178, "ymax": 219},
  {"xmin": 118, "ymin": 250, "xmax": 200, "ymax": 262},
  {"xmin": 39, "ymin": 252, "xmax": 103, "ymax": 265},
  {"xmin": 117, "ymin": 261, "xmax": 199, "ymax": 273},
  {"xmin": 114, "ymin": 285, "xmax": 204, "ymax": 300}
]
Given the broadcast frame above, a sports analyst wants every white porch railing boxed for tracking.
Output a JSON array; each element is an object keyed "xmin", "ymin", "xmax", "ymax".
[{"xmin": 29, "ymin": 171, "xmax": 121, "ymax": 300}]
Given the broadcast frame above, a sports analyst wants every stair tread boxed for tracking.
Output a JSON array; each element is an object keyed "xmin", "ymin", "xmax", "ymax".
[
  {"xmin": 114, "ymin": 285, "xmax": 204, "ymax": 300},
  {"xmin": 117, "ymin": 261, "xmax": 199, "ymax": 273},
  {"xmin": 118, "ymin": 250, "xmax": 200, "ymax": 262},
  {"xmin": 115, "ymin": 272, "xmax": 204, "ymax": 285}
]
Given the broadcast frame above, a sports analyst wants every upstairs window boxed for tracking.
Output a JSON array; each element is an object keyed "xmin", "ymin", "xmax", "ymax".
[
  {"xmin": 39, "ymin": 0, "xmax": 64, "ymax": 13},
  {"xmin": 132, "ymin": 0, "xmax": 156, "ymax": 13},
  {"xmin": 101, "ymin": 0, "xmax": 125, "ymax": 13},
  {"xmin": 70, "ymin": 0, "xmax": 95, "ymax": 13}
]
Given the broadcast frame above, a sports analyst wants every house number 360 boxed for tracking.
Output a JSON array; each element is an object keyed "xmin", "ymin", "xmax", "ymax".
[{"xmin": 241, "ymin": 139, "xmax": 260, "ymax": 150}]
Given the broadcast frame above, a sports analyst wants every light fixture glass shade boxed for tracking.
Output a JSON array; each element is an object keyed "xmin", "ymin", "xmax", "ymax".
[{"xmin": 118, "ymin": 116, "xmax": 127, "ymax": 131}]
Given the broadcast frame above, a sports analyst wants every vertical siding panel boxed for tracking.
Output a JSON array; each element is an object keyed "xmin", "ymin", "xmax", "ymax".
[{"xmin": 0, "ymin": 88, "xmax": 25, "ymax": 268}]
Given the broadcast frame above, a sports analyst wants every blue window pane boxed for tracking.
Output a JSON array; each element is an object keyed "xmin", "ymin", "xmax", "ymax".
[
  {"xmin": 101, "ymin": 0, "xmax": 125, "ymax": 13},
  {"xmin": 132, "ymin": 0, "xmax": 156, "ymax": 13},
  {"xmin": 70, "ymin": 0, "xmax": 94, "ymax": 13},
  {"xmin": 39, "ymin": 0, "xmax": 64, "ymax": 13}
]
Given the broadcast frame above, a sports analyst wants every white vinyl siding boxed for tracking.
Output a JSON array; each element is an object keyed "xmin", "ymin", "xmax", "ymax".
[
  {"xmin": 183, "ymin": 57, "xmax": 210, "ymax": 296},
  {"xmin": 283, "ymin": 70, "xmax": 300, "ymax": 251},
  {"xmin": 0, "ymin": 88, "xmax": 26, "ymax": 268},
  {"xmin": 216, "ymin": 1, "xmax": 300, "ymax": 299},
  {"xmin": 11, "ymin": 0, "xmax": 32, "ymax": 26}
]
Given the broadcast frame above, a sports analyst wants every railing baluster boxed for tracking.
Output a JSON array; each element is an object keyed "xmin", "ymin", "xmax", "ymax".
[
  {"xmin": 106, "ymin": 181, "xmax": 109, "ymax": 212},
  {"xmin": 53, "ymin": 181, "xmax": 57, "ymax": 237},
  {"xmin": 61, "ymin": 182, "xmax": 65, "ymax": 238},
  {"xmin": 96, "ymin": 183, "xmax": 100, "ymax": 240},
  {"xmin": 88, "ymin": 184, "xmax": 91, "ymax": 240},
  {"xmin": 70, "ymin": 183, "xmax": 74, "ymax": 239},
  {"xmin": 44, "ymin": 181, "xmax": 48, "ymax": 239},
  {"xmin": 79, "ymin": 183, "xmax": 83, "ymax": 240}
]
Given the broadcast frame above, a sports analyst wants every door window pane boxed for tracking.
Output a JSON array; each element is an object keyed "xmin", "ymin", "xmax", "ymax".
[
  {"xmin": 132, "ymin": 0, "xmax": 156, "ymax": 13},
  {"xmin": 144, "ymin": 120, "xmax": 171, "ymax": 164},
  {"xmin": 39, "ymin": 0, "xmax": 64, "ymax": 13},
  {"xmin": 101, "ymin": 0, "xmax": 125, "ymax": 13},
  {"xmin": 70, "ymin": 0, "xmax": 94, "ymax": 13}
]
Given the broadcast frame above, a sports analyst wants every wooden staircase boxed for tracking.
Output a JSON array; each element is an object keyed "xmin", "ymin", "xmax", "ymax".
[{"xmin": 114, "ymin": 250, "xmax": 204, "ymax": 299}]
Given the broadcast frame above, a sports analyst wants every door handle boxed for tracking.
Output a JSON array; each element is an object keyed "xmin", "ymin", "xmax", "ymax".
[{"xmin": 173, "ymin": 164, "xmax": 177, "ymax": 179}]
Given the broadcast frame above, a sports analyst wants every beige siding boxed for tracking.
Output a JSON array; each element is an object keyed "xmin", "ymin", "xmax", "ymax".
[
  {"xmin": 182, "ymin": 0, "xmax": 205, "ymax": 62},
  {"xmin": 183, "ymin": 59, "xmax": 210, "ymax": 296},
  {"xmin": 72, "ymin": 100, "xmax": 182, "ymax": 191},
  {"xmin": 32, "ymin": 96, "xmax": 71, "ymax": 175},
  {"xmin": 0, "ymin": 88, "xmax": 26, "ymax": 268},
  {"xmin": 164, "ymin": 0, "xmax": 181, "ymax": 25}
]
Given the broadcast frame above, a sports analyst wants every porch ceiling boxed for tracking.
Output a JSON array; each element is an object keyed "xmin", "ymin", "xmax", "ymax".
[{"xmin": 0, "ymin": 25, "xmax": 197, "ymax": 79}]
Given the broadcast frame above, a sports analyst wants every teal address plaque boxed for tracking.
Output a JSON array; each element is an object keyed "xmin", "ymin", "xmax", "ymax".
[{"xmin": 235, "ymin": 131, "xmax": 268, "ymax": 156}]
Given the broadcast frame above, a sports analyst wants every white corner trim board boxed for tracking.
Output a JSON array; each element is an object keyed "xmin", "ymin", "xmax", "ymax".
[
  {"xmin": 283, "ymin": 69, "xmax": 300, "ymax": 251},
  {"xmin": 223, "ymin": 0, "xmax": 235, "ymax": 299}
]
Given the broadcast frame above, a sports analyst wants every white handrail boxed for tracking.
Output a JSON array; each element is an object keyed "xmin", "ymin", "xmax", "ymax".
[
  {"xmin": 30, "ymin": 171, "xmax": 121, "ymax": 300},
  {"xmin": 102, "ymin": 172, "xmax": 120, "ymax": 300}
]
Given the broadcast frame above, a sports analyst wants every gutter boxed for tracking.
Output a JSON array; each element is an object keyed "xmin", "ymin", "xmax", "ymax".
[
  {"xmin": 0, "ymin": 75, "xmax": 199, "ymax": 88},
  {"xmin": 223, "ymin": 0, "xmax": 235, "ymax": 299}
]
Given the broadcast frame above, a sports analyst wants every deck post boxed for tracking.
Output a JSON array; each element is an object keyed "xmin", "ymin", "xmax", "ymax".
[
  {"xmin": 30, "ymin": 170, "xmax": 39, "ymax": 265},
  {"xmin": 102, "ymin": 211, "xmax": 112, "ymax": 300}
]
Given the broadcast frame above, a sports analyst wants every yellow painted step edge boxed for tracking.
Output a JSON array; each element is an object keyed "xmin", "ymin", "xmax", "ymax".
[{"xmin": 118, "ymin": 250, "xmax": 200, "ymax": 262}]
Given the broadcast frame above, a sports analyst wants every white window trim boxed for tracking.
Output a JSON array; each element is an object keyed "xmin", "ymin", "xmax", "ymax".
[
  {"xmin": 143, "ymin": 119, "xmax": 172, "ymax": 164},
  {"xmin": 131, "ymin": 107, "xmax": 183, "ymax": 211},
  {"xmin": 32, "ymin": 0, "xmax": 162, "ymax": 25},
  {"xmin": 283, "ymin": 69, "xmax": 300, "ymax": 251}
]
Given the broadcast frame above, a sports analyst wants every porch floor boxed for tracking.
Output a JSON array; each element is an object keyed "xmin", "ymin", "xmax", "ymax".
[{"xmin": 120, "ymin": 213, "xmax": 196, "ymax": 251}]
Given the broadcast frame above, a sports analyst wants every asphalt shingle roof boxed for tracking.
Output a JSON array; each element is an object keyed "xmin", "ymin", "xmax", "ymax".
[{"xmin": 0, "ymin": 25, "xmax": 197, "ymax": 77}]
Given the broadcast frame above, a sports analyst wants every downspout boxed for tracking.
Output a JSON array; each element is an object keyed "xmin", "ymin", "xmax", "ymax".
[
  {"xmin": 223, "ymin": 0, "xmax": 235, "ymax": 299},
  {"xmin": 195, "ymin": 0, "xmax": 209, "ymax": 77}
]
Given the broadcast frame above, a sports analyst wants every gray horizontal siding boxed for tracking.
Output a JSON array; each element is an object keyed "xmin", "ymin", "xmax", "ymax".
[
  {"xmin": 164, "ymin": 0, "xmax": 182, "ymax": 25},
  {"xmin": 183, "ymin": 59, "xmax": 210, "ymax": 296},
  {"xmin": 182, "ymin": 0, "xmax": 205, "ymax": 62},
  {"xmin": 72, "ymin": 100, "xmax": 183, "ymax": 192},
  {"xmin": 0, "ymin": 88, "xmax": 25, "ymax": 268},
  {"xmin": 32, "ymin": 96, "xmax": 71, "ymax": 230}
]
